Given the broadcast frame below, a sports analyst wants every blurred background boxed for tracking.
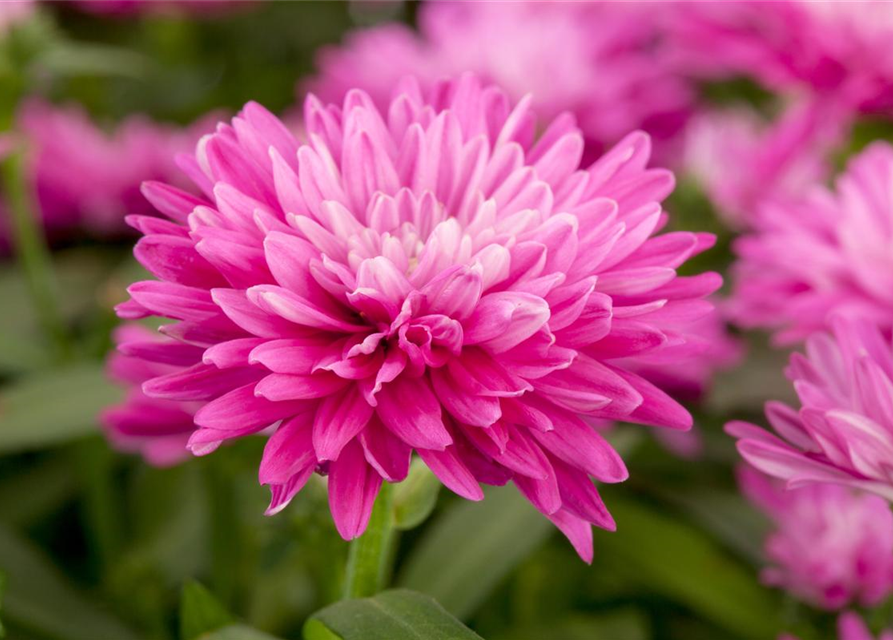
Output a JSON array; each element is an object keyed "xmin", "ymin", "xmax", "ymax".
[{"xmin": 1, "ymin": 2, "xmax": 892, "ymax": 640}]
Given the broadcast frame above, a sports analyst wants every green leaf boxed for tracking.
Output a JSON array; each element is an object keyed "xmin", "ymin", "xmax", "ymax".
[
  {"xmin": 199, "ymin": 625, "xmax": 283, "ymax": 640},
  {"xmin": 180, "ymin": 581, "xmax": 235, "ymax": 640},
  {"xmin": 594, "ymin": 497, "xmax": 782, "ymax": 640},
  {"xmin": 0, "ymin": 523, "xmax": 139, "ymax": 640},
  {"xmin": 495, "ymin": 610, "xmax": 649, "ymax": 640},
  {"xmin": 0, "ymin": 363, "xmax": 121, "ymax": 454},
  {"xmin": 398, "ymin": 486, "xmax": 552, "ymax": 620},
  {"xmin": 0, "ymin": 571, "xmax": 6, "ymax": 639},
  {"xmin": 304, "ymin": 589, "xmax": 483, "ymax": 640},
  {"xmin": 392, "ymin": 460, "xmax": 440, "ymax": 531}
]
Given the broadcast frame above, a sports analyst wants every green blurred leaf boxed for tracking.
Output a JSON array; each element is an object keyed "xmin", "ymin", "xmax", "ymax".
[
  {"xmin": 594, "ymin": 497, "xmax": 782, "ymax": 640},
  {"xmin": 0, "ymin": 571, "xmax": 6, "ymax": 639},
  {"xmin": 0, "ymin": 523, "xmax": 138, "ymax": 640},
  {"xmin": 0, "ymin": 455, "xmax": 76, "ymax": 527},
  {"xmin": 199, "ymin": 625, "xmax": 282, "ymax": 640},
  {"xmin": 496, "ymin": 610, "xmax": 649, "ymax": 640},
  {"xmin": 398, "ymin": 486, "xmax": 552, "ymax": 620},
  {"xmin": 304, "ymin": 589, "xmax": 483, "ymax": 640},
  {"xmin": 180, "ymin": 581, "xmax": 235, "ymax": 640},
  {"xmin": 36, "ymin": 44, "xmax": 152, "ymax": 79},
  {"xmin": 393, "ymin": 460, "xmax": 441, "ymax": 531},
  {"xmin": 0, "ymin": 363, "xmax": 121, "ymax": 454}
]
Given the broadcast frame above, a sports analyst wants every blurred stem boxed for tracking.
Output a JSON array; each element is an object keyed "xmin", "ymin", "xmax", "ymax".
[
  {"xmin": 204, "ymin": 457, "xmax": 241, "ymax": 610},
  {"xmin": 343, "ymin": 482, "xmax": 395, "ymax": 600},
  {"xmin": 0, "ymin": 145, "xmax": 69, "ymax": 359},
  {"xmin": 75, "ymin": 438, "xmax": 123, "ymax": 576}
]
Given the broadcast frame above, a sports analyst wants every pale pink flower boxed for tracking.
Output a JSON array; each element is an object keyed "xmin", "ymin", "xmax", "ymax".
[
  {"xmin": 15, "ymin": 100, "xmax": 213, "ymax": 238},
  {"xmin": 730, "ymin": 142, "xmax": 893, "ymax": 344},
  {"xmin": 305, "ymin": 2, "xmax": 692, "ymax": 162},
  {"xmin": 0, "ymin": 0, "xmax": 33, "ymax": 36},
  {"xmin": 102, "ymin": 325, "xmax": 199, "ymax": 468},
  {"xmin": 739, "ymin": 466, "xmax": 893, "ymax": 609},
  {"xmin": 672, "ymin": 1, "xmax": 893, "ymax": 116},
  {"xmin": 684, "ymin": 100, "xmax": 846, "ymax": 230},
  {"xmin": 727, "ymin": 315, "xmax": 893, "ymax": 503},
  {"xmin": 113, "ymin": 75, "xmax": 719, "ymax": 560}
]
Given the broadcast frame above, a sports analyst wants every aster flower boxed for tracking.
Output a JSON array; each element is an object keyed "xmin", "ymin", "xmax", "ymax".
[
  {"xmin": 113, "ymin": 74, "xmax": 719, "ymax": 561},
  {"xmin": 739, "ymin": 466, "xmax": 893, "ymax": 610},
  {"xmin": 13, "ymin": 100, "xmax": 214, "ymax": 238},
  {"xmin": 730, "ymin": 142, "xmax": 893, "ymax": 344},
  {"xmin": 102, "ymin": 325, "xmax": 199, "ymax": 467},
  {"xmin": 727, "ymin": 315, "xmax": 893, "ymax": 503},
  {"xmin": 305, "ymin": 1, "xmax": 693, "ymax": 162},
  {"xmin": 684, "ymin": 100, "xmax": 846, "ymax": 230},
  {"xmin": 672, "ymin": 1, "xmax": 893, "ymax": 116}
]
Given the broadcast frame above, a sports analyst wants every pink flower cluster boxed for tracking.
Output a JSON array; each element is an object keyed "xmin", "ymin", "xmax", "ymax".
[
  {"xmin": 0, "ymin": 0, "xmax": 32, "ymax": 36},
  {"xmin": 730, "ymin": 142, "xmax": 893, "ymax": 344},
  {"xmin": 10, "ymin": 100, "xmax": 213, "ymax": 239},
  {"xmin": 109, "ymin": 75, "xmax": 720, "ymax": 560},
  {"xmin": 739, "ymin": 466, "xmax": 893, "ymax": 610},
  {"xmin": 727, "ymin": 316, "xmax": 893, "ymax": 503},
  {"xmin": 683, "ymin": 101, "xmax": 845, "ymax": 230},
  {"xmin": 306, "ymin": 1, "xmax": 692, "ymax": 162},
  {"xmin": 673, "ymin": 0, "xmax": 893, "ymax": 116}
]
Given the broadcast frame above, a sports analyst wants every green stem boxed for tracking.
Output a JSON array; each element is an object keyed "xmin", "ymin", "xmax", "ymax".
[
  {"xmin": 1, "ymin": 146, "xmax": 69, "ymax": 358},
  {"xmin": 343, "ymin": 482, "xmax": 396, "ymax": 600}
]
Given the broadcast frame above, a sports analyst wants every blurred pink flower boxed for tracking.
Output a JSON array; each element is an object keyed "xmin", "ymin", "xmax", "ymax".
[
  {"xmin": 15, "ymin": 99, "xmax": 213, "ymax": 238},
  {"xmin": 781, "ymin": 612, "xmax": 893, "ymax": 640},
  {"xmin": 730, "ymin": 142, "xmax": 893, "ymax": 344},
  {"xmin": 739, "ymin": 466, "xmax": 893, "ymax": 609},
  {"xmin": 112, "ymin": 75, "xmax": 720, "ymax": 560},
  {"xmin": 727, "ymin": 315, "xmax": 893, "ymax": 503},
  {"xmin": 684, "ymin": 100, "xmax": 846, "ymax": 229},
  {"xmin": 305, "ymin": 1, "xmax": 693, "ymax": 162},
  {"xmin": 73, "ymin": 0, "xmax": 245, "ymax": 16},
  {"xmin": 673, "ymin": 1, "xmax": 893, "ymax": 116},
  {"xmin": 102, "ymin": 325, "xmax": 199, "ymax": 467},
  {"xmin": 0, "ymin": 0, "xmax": 33, "ymax": 36}
]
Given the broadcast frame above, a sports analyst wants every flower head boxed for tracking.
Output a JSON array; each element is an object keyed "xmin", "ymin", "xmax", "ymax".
[
  {"xmin": 672, "ymin": 0, "xmax": 893, "ymax": 115},
  {"xmin": 730, "ymin": 142, "xmax": 893, "ymax": 344},
  {"xmin": 727, "ymin": 315, "xmax": 893, "ymax": 503},
  {"xmin": 781, "ymin": 613, "xmax": 893, "ymax": 640},
  {"xmin": 739, "ymin": 466, "xmax": 893, "ymax": 609},
  {"xmin": 306, "ymin": 2, "xmax": 692, "ymax": 161},
  {"xmin": 13, "ymin": 100, "xmax": 212, "ymax": 238},
  {"xmin": 113, "ymin": 75, "xmax": 718, "ymax": 560}
]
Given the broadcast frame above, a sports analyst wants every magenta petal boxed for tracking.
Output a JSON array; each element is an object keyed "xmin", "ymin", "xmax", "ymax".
[
  {"xmin": 430, "ymin": 366, "xmax": 501, "ymax": 428},
  {"xmin": 328, "ymin": 438, "xmax": 383, "ymax": 540},
  {"xmin": 418, "ymin": 446, "xmax": 484, "ymax": 501},
  {"xmin": 259, "ymin": 414, "xmax": 316, "ymax": 485},
  {"xmin": 376, "ymin": 375, "xmax": 452, "ymax": 450},
  {"xmin": 194, "ymin": 383, "xmax": 309, "ymax": 432},
  {"xmin": 359, "ymin": 417, "xmax": 412, "ymax": 483},
  {"xmin": 312, "ymin": 384, "xmax": 374, "ymax": 462},
  {"xmin": 266, "ymin": 465, "xmax": 316, "ymax": 516},
  {"xmin": 547, "ymin": 508, "xmax": 594, "ymax": 563},
  {"xmin": 143, "ymin": 363, "xmax": 261, "ymax": 401},
  {"xmin": 255, "ymin": 372, "xmax": 350, "ymax": 401}
]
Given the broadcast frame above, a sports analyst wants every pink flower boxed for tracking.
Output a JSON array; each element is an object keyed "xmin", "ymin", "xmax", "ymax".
[
  {"xmin": 672, "ymin": 1, "xmax": 893, "ymax": 116},
  {"xmin": 0, "ymin": 0, "xmax": 33, "ymax": 36},
  {"xmin": 15, "ymin": 100, "xmax": 213, "ymax": 238},
  {"xmin": 72, "ymin": 0, "xmax": 244, "ymax": 16},
  {"xmin": 305, "ymin": 2, "xmax": 693, "ymax": 162},
  {"xmin": 102, "ymin": 325, "xmax": 199, "ymax": 468},
  {"xmin": 739, "ymin": 466, "xmax": 893, "ymax": 609},
  {"xmin": 684, "ymin": 100, "xmax": 846, "ymax": 230},
  {"xmin": 727, "ymin": 315, "xmax": 893, "ymax": 503},
  {"xmin": 730, "ymin": 142, "xmax": 893, "ymax": 344},
  {"xmin": 782, "ymin": 612, "xmax": 893, "ymax": 640},
  {"xmin": 113, "ymin": 75, "xmax": 719, "ymax": 560}
]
